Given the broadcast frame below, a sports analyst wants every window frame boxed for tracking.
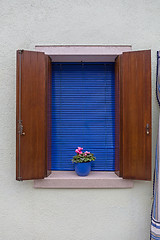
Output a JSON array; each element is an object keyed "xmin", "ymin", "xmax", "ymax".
[{"xmin": 34, "ymin": 45, "xmax": 134, "ymax": 188}]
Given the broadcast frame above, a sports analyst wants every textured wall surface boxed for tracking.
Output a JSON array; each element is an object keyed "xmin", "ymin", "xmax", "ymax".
[{"xmin": 0, "ymin": 0, "xmax": 160, "ymax": 239}]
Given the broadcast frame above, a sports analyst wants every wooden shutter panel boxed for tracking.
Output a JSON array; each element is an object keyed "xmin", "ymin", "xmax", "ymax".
[
  {"xmin": 45, "ymin": 55, "xmax": 52, "ymax": 173},
  {"xmin": 115, "ymin": 50, "xmax": 151, "ymax": 180},
  {"xmin": 16, "ymin": 50, "xmax": 51, "ymax": 180}
]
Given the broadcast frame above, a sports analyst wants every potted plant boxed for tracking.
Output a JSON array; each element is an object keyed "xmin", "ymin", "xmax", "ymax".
[{"xmin": 71, "ymin": 147, "xmax": 96, "ymax": 176}]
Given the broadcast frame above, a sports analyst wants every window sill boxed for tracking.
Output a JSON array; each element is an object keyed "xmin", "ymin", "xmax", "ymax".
[{"xmin": 34, "ymin": 171, "xmax": 134, "ymax": 189}]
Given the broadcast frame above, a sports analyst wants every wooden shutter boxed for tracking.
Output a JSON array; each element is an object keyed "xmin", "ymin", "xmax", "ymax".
[
  {"xmin": 45, "ymin": 55, "xmax": 52, "ymax": 174},
  {"xmin": 115, "ymin": 50, "xmax": 151, "ymax": 180},
  {"xmin": 16, "ymin": 50, "xmax": 51, "ymax": 180}
]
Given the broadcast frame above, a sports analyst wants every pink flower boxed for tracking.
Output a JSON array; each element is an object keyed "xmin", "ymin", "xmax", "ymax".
[
  {"xmin": 84, "ymin": 151, "xmax": 90, "ymax": 156},
  {"xmin": 85, "ymin": 151, "xmax": 90, "ymax": 155},
  {"xmin": 78, "ymin": 147, "xmax": 83, "ymax": 151},
  {"xmin": 75, "ymin": 147, "xmax": 83, "ymax": 154}
]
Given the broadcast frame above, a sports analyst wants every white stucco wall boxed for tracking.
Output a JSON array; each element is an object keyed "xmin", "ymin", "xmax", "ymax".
[{"xmin": 0, "ymin": 0, "xmax": 159, "ymax": 239}]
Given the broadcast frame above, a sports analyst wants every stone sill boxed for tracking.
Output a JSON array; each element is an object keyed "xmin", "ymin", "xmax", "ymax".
[{"xmin": 34, "ymin": 171, "xmax": 134, "ymax": 189}]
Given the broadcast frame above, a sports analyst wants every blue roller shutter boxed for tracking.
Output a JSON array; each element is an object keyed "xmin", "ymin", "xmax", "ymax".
[{"xmin": 51, "ymin": 62, "xmax": 115, "ymax": 171}]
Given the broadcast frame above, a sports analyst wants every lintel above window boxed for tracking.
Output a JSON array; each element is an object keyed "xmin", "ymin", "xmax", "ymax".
[{"xmin": 35, "ymin": 44, "xmax": 132, "ymax": 62}]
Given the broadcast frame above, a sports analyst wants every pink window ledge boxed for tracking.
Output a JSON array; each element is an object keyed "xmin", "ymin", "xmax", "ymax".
[{"xmin": 34, "ymin": 171, "xmax": 134, "ymax": 189}]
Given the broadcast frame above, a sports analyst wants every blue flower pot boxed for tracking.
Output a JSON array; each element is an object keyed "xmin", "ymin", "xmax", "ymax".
[{"xmin": 75, "ymin": 162, "xmax": 91, "ymax": 176}]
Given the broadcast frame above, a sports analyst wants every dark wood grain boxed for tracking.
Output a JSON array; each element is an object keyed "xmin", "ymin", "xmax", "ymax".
[
  {"xmin": 16, "ymin": 50, "xmax": 47, "ymax": 180},
  {"xmin": 45, "ymin": 55, "xmax": 52, "ymax": 175},
  {"xmin": 16, "ymin": 51, "xmax": 20, "ymax": 180},
  {"xmin": 121, "ymin": 50, "xmax": 151, "ymax": 180}
]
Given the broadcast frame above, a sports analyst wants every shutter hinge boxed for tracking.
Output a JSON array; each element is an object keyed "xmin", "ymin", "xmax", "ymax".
[
  {"xmin": 17, "ymin": 176, "xmax": 23, "ymax": 181},
  {"xmin": 18, "ymin": 50, "xmax": 24, "ymax": 54},
  {"xmin": 18, "ymin": 120, "xmax": 23, "ymax": 135},
  {"xmin": 18, "ymin": 121, "xmax": 25, "ymax": 136}
]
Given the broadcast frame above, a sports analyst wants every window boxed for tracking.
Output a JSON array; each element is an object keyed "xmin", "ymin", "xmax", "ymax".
[
  {"xmin": 16, "ymin": 46, "xmax": 151, "ymax": 184},
  {"xmin": 51, "ymin": 62, "xmax": 115, "ymax": 171}
]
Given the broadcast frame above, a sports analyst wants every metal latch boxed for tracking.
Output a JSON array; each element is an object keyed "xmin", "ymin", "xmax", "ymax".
[{"xmin": 146, "ymin": 124, "xmax": 150, "ymax": 135}]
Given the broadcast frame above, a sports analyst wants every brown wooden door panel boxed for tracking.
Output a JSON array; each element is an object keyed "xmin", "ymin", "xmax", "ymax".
[
  {"xmin": 121, "ymin": 50, "xmax": 151, "ymax": 180},
  {"xmin": 16, "ymin": 50, "xmax": 48, "ymax": 180}
]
